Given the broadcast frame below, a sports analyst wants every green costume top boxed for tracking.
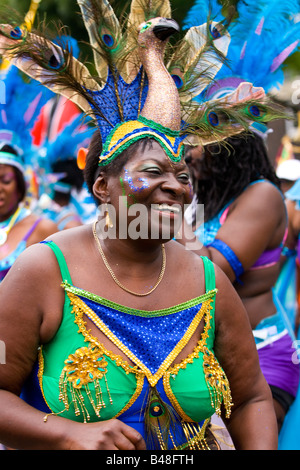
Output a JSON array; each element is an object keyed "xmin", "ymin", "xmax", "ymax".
[{"xmin": 34, "ymin": 241, "xmax": 232, "ymax": 450}]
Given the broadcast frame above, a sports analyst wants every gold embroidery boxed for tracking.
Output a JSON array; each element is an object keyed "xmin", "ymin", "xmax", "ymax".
[
  {"xmin": 163, "ymin": 299, "xmax": 233, "ymax": 421},
  {"xmin": 114, "ymin": 372, "xmax": 145, "ymax": 418},
  {"xmin": 180, "ymin": 419, "xmax": 210, "ymax": 450},
  {"xmin": 163, "ymin": 300, "xmax": 214, "ymax": 421},
  {"xmin": 58, "ymin": 345, "xmax": 112, "ymax": 423},
  {"xmin": 67, "ymin": 291, "xmax": 214, "ymax": 387},
  {"xmin": 203, "ymin": 347, "xmax": 233, "ymax": 419}
]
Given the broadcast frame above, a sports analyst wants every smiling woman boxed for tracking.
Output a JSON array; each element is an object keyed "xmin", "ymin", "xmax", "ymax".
[
  {"xmin": 89, "ymin": 137, "xmax": 191, "ymax": 242},
  {"xmin": 0, "ymin": 0, "xmax": 279, "ymax": 451}
]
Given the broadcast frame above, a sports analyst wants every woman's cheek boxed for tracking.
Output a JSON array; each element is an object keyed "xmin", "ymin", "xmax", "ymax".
[{"xmin": 124, "ymin": 168, "xmax": 150, "ymax": 193}]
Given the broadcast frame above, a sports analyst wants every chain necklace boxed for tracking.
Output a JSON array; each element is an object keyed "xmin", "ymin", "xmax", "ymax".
[
  {"xmin": 92, "ymin": 221, "xmax": 166, "ymax": 296},
  {"xmin": 0, "ymin": 206, "xmax": 22, "ymax": 246}
]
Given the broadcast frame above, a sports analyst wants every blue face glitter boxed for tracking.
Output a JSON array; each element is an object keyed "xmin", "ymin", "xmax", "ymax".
[{"xmin": 124, "ymin": 168, "xmax": 149, "ymax": 192}]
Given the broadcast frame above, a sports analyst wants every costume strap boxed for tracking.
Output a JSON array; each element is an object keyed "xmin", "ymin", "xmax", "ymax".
[
  {"xmin": 23, "ymin": 217, "xmax": 42, "ymax": 242},
  {"xmin": 207, "ymin": 239, "xmax": 244, "ymax": 283},
  {"xmin": 201, "ymin": 256, "xmax": 216, "ymax": 316},
  {"xmin": 40, "ymin": 240, "xmax": 72, "ymax": 284}
]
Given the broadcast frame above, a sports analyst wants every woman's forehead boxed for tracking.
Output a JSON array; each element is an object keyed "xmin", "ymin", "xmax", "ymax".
[
  {"xmin": 0, "ymin": 164, "xmax": 16, "ymax": 175},
  {"xmin": 128, "ymin": 141, "xmax": 188, "ymax": 170}
]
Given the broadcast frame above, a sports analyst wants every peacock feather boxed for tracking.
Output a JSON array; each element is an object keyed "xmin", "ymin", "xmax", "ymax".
[
  {"xmin": 0, "ymin": 0, "xmax": 289, "ymax": 161},
  {"xmin": 184, "ymin": 0, "xmax": 300, "ymax": 97}
]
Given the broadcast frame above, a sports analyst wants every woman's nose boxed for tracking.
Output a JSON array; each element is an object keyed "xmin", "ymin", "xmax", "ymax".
[{"xmin": 160, "ymin": 174, "xmax": 184, "ymax": 195}]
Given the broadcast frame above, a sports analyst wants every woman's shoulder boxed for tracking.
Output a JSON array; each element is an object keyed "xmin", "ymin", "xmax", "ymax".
[
  {"xmin": 243, "ymin": 179, "xmax": 284, "ymax": 202},
  {"xmin": 233, "ymin": 179, "xmax": 285, "ymax": 216}
]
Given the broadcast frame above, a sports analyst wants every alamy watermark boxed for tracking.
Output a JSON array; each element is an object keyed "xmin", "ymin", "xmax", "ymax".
[
  {"xmin": 291, "ymin": 79, "xmax": 300, "ymax": 105},
  {"xmin": 0, "ymin": 79, "xmax": 5, "ymax": 105},
  {"xmin": 292, "ymin": 340, "xmax": 300, "ymax": 365},
  {"xmin": 0, "ymin": 340, "xmax": 5, "ymax": 364},
  {"xmin": 95, "ymin": 198, "xmax": 204, "ymax": 251}
]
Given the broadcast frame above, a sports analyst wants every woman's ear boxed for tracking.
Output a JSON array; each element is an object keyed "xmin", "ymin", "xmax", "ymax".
[{"xmin": 93, "ymin": 172, "xmax": 110, "ymax": 205}]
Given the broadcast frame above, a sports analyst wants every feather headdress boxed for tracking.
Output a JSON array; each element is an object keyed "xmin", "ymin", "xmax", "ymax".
[
  {"xmin": 0, "ymin": 64, "xmax": 53, "ymax": 173},
  {"xmin": 183, "ymin": 0, "xmax": 300, "ymax": 138},
  {"xmin": 0, "ymin": 0, "xmax": 286, "ymax": 166},
  {"xmin": 35, "ymin": 112, "xmax": 94, "ymax": 205}
]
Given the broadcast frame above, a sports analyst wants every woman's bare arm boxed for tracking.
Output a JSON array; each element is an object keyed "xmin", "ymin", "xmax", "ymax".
[
  {"xmin": 0, "ymin": 243, "xmax": 145, "ymax": 450},
  {"xmin": 213, "ymin": 264, "xmax": 278, "ymax": 450}
]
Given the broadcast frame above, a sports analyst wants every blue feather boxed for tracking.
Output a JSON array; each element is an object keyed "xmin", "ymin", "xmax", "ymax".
[
  {"xmin": 0, "ymin": 65, "xmax": 54, "ymax": 164},
  {"xmin": 182, "ymin": 0, "xmax": 225, "ymax": 30},
  {"xmin": 37, "ymin": 114, "xmax": 94, "ymax": 173},
  {"xmin": 184, "ymin": 0, "xmax": 300, "ymax": 96}
]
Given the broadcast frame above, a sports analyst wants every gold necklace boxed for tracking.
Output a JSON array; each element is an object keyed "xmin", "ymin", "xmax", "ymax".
[{"xmin": 92, "ymin": 221, "xmax": 166, "ymax": 296}]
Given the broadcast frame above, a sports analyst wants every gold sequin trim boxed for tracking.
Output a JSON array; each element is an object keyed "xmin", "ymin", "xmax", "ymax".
[
  {"xmin": 67, "ymin": 291, "xmax": 214, "ymax": 387},
  {"xmin": 163, "ymin": 299, "xmax": 214, "ymax": 421}
]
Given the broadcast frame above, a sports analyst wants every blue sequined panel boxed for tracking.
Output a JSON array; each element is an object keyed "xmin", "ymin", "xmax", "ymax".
[
  {"xmin": 77, "ymin": 294, "xmax": 203, "ymax": 375},
  {"xmin": 87, "ymin": 69, "xmax": 149, "ymax": 144}
]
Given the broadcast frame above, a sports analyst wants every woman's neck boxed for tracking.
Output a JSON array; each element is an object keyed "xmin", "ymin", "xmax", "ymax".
[{"xmin": 0, "ymin": 203, "xmax": 20, "ymax": 224}]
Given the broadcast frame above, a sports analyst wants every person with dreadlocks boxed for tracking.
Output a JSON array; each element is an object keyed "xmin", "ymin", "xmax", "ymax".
[
  {"xmin": 177, "ymin": 0, "xmax": 300, "ymax": 437},
  {"xmin": 0, "ymin": 0, "xmax": 283, "ymax": 450},
  {"xmin": 182, "ymin": 132, "xmax": 299, "ymax": 432}
]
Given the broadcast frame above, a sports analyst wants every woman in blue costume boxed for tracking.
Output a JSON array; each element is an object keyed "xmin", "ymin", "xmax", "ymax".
[
  {"xmin": 0, "ymin": 0, "xmax": 282, "ymax": 450},
  {"xmin": 178, "ymin": 0, "xmax": 300, "ymax": 439},
  {"xmin": 181, "ymin": 133, "xmax": 300, "ymax": 432},
  {"xmin": 0, "ymin": 66, "xmax": 57, "ymax": 282}
]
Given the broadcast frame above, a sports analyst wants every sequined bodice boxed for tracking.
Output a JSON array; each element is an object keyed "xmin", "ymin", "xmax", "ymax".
[{"xmin": 24, "ymin": 240, "xmax": 233, "ymax": 450}]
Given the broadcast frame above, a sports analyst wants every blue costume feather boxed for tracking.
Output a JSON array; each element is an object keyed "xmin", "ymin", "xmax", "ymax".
[
  {"xmin": 0, "ymin": 65, "xmax": 53, "ymax": 166},
  {"xmin": 185, "ymin": 0, "xmax": 300, "ymax": 102},
  {"xmin": 183, "ymin": 0, "xmax": 225, "ymax": 28},
  {"xmin": 37, "ymin": 113, "xmax": 94, "ymax": 173}
]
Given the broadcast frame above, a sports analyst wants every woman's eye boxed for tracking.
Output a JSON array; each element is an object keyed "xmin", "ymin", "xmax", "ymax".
[
  {"xmin": 1, "ymin": 178, "xmax": 13, "ymax": 184},
  {"xmin": 143, "ymin": 167, "xmax": 161, "ymax": 175},
  {"xmin": 177, "ymin": 173, "xmax": 190, "ymax": 183}
]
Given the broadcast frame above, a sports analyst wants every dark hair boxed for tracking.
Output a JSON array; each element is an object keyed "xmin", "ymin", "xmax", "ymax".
[
  {"xmin": 52, "ymin": 159, "xmax": 84, "ymax": 191},
  {"xmin": 187, "ymin": 132, "xmax": 280, "ymax": 222},
  {"xmin": 84, "ymin": 129, "xmax": 158, "ymax": 204},
  {"xmin": 1, "ymin": 145, "xmax": 26, "ymax": 201}
]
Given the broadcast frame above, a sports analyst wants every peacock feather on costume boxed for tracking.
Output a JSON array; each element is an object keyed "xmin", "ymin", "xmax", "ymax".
[{"xmin": 0, "ymin": 0, "xmax": 285, "ymax": 163}]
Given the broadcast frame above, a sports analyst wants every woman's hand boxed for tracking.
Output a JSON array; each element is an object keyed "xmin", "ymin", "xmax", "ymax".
[{"xmin": 65, "ymin": 418, "xmax": 146, "ymax": 450}]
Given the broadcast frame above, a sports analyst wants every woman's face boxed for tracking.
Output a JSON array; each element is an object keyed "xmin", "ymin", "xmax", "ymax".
[
  {"xmin": 0, "ymin": 165, "xmax": 21, "ymax": 219},
  {"xmin": 105, "ymin": 141, "xmax": 193, "ymax": 241}
]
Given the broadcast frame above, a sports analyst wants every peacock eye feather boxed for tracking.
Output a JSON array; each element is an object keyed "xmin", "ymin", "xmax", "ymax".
[
  {"xmin": 171, "ymin": 74, "xmax": 183, "ymax": 89},
  {"xmin": 207, "ymin": 111, "xmax": 219, "ymax": 127},
  {"xmin": 245, "ymin": 104, "xmax": 266, "ymax": 121},
  {"xmin": 249, "ymin": 105, "xmax": 260, "ymax": 117},
  {"xmin": 209, "ymin": 24, "xmax": 221, "ymax": 40},
  {"xmin": 102, "ymin": 33, "xmax": 114, "ymax": 48},
  {"xmin": 10, "ymin": 26, "xmax": 23, "ymax": 39}
]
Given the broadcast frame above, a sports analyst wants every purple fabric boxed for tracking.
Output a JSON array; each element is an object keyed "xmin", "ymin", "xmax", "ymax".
[
  {"xmin": 23, "ymin": 218, "xmax": 42, "ymax": 242},
  {"xmin": 251, "ymin": 246, "xmax": 282, "ymax": 268},
  {"xmin": 257, "ymin": 333, "xmax": 300, "ymax": 397}
]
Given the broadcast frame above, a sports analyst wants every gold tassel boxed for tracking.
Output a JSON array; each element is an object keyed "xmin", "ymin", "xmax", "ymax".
[{"xmin": 58, "ymin": 345, "xmax": 113, "ymax": 422}]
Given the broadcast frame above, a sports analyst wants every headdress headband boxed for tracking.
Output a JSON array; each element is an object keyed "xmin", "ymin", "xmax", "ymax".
[{"xmin": 0, "ymin": 0, "xmax": 286, "ymax": 167}]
